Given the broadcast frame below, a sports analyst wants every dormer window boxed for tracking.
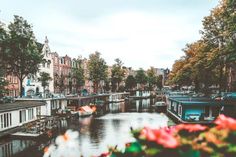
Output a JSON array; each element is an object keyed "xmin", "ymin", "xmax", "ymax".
[{"xmin": 47, "ymin": 62, "xmax": 50, "ymax": 68}]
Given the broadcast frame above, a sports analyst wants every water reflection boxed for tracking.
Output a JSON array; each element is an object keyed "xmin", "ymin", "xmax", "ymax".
[
  {"xmin": 0, "ymin": 139, "xmax": 36, "ymax": 157},
  {"xmin": 0, "ymin": 98, "xmax": 169, "ymax": 157}
]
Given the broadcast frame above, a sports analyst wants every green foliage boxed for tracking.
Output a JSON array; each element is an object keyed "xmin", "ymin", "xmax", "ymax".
[
  {"xmin": 88, "ymin": 51, "xmax": 108, "ymax": 93},
  {"xmin": 135, "ymin": 68, "xmax": 147, "ymax": 89},
  {"xmin": 72, "ymin": 59, "xmax": 85, "ymax": 93},
  {"xmin": 1, "ymin": 15, "xmax": 43, "ymax": 97},
  {"xmin": 0, "ymin": 68, "xmax": 8, "ymax": 97},
  {"xmin": 111, "ymin": 58, "xmax": 125, "ymax": 92},
  {"xmin": 147, "ymin": 67, "xmax": 157, "ymax": 90},
  {"xmin": 125, "ymin": 75, "xmax": 136, "ymax": 91},
  {"xmin": 168, "ymin": 0, "xmax": 236, "ymax": 93},
  {"xmin": 156, "ymin": 75, "xmax": 163, "ymax": 90},
  {"xmin": 97, "ymin": 115, "xmax": 236, "ymax": 157},
  {"xmin": 38, "ymin": 72, "xmax": 52, "ymax": 97}
]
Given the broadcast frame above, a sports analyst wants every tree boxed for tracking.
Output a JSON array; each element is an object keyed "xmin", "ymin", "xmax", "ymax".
[
  {"xmin": 135, "ymin": 68, "xmax": 147, "ymax": 90},
  {"xmin": 156, "ymin": 75, "xmax": 163, "ymax": 90},
  {"xmin": 72, "ymin": 59, "xmax": 85, "ymax": 94},
  {"xmin": 103, "ymin": 79, "xmax": 111, "ymax": 92},
  {"xmin": 88, "ymin": 51, "xmax": 108, "ymax": 93},
  {"xmin": 147, "ymin": 67, "xmax": 157, "ymax": 90},
  {"xmin": 38, "ymin": 72, "xmax": 52, "ymax": 97},
  {"xmin": 2, "ymin": 16, "xmax": 43, "ymax": 97},
  {"xmin": 125, "ymin": 75, "xmax": 136, "ymax": 91},
  {"xmin": 111, "ymin": 58, "xmax": 125, "ymax": 92},
  {"xmin": 0, "ymin": 22, "xmax": 8, "ymax": 97}
]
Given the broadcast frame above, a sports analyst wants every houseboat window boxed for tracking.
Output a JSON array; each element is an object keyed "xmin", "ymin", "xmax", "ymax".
[
  {"xmin": 19, "ymin": 110, "xmax": 26, "ymax": 123},
  {"xmin": 0, "ymin": 113, "xmax": 12, "ymax": 129},
  {"xmin": 178, "ymin": 105, "xmax": 182, "ymax": 116},
  {"xmin": 36, "ymin": 107, "xmax": 41, "ymax": 116},
  {"xmin": 174, "ymin": 103, "xmax": 177, "ymax": 112},
  {"xmin": 0, "ymin": 115, "xmax": 3, "ymax": 128},
  {"xmin": 168, "ymin": 103, "xmax": 171, "ymax": 110},
  {"xmin": 28, "ymin": 108, "xmax": 34, "ymax": 120}
]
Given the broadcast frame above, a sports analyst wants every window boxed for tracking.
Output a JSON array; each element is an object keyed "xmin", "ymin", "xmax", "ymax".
[
  {"xmin": 28, "ymin": 108, "xmax": 34, "ymax": 120},
  {"xmin": 168, "ymin": 103, "xmax": 171, "ymax": 110},
  {"xmin": 178, "ymin": 105, "xmax": 182, "ymax": 116},
  {"xmin": 19, "ymin": 110, "xmax": 26, "ymax": 123},
  {"xmin": 36, "ymin": 107, "xmax": 41, "ymax": 117},
  {"xmin": 0, "ymin": 113, "xmax": 12, "ymax": 129},
  {"xmin": 47, "ymin": 62, "xmax": 50, "ymax": 68},
  {"xmin": 174, "ymin": 102, "xmax": 177, "ymax": 112},
  {"xmin": 61, "ymin": 58, "xmax": 64, "ymax": 64}
]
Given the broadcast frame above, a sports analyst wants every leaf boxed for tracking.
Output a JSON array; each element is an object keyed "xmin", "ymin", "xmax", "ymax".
[
  {"xmin": 145, "ymin": 148, "xmax": 161, "ymax": 155},
  {"xmin": 179, "ymin": 149, "xmax": 201, "ymax": 157},
  {"xmin": 125, "ymin": 142, "xmax": 142, "ymax": 153}
]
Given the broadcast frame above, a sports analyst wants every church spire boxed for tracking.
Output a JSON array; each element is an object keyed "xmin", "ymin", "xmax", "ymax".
[{"xmin": 45, "ymin": 36, "xmax": 49, "ymax": 44}]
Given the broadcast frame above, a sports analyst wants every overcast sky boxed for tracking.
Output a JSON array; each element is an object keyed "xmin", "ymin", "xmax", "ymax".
[{"xmin": 0, "ymin": 0, "xmax": 219, "ymax": 70}]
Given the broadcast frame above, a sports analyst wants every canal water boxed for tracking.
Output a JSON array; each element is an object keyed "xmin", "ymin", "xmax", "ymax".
[{"xmin": 0, "ymin": 98, "xmax": 170, "ymax": 157}]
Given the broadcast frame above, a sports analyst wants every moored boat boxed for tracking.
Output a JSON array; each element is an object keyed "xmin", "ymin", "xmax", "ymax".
[
  {"xmin": 166, "ymin": 96, "xmax": 236, "ymax": 124},
  {"xmin": 78, "ymin": 105, "xmax": 96, "ymax": 117},
  {"xmin": 152, "ymin": 101, "xmax": 167, "ymax": 113}
]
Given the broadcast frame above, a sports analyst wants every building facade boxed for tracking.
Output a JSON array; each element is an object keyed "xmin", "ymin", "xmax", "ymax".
[
  {"xmin": 4, "ymin": 74, "xmax": 20, "ymax": 97},
  {"xmin": 23, "ymin": 37, "xmax": 54, "ymax": 97}
]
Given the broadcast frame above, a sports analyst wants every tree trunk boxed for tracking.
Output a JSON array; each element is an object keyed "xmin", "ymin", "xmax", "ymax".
[
  {"xmin": 219, "ymin": 65, "xmax": 223, "ymax": 94},
  {"xmin": 94, "ymin": 82, "xmax": 98, "ymax": 93},
  {"xmin": 20, "ymin": 77, "xmax": 23, "ymax": 97}
]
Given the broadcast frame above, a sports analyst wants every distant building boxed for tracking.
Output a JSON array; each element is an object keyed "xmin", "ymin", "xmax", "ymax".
[
  {"xmin": 5, "ymin": 74, "xmax": 20, "ymax": 97},
  {"xmin": 81, "ymin": 58, "xmax": 94, "ymax": 94},
  {"xmin": 155, "ymin": 68, "xmax": 170, "ymax": 86},
  {"xmin": 23, "ymin": 37, "xmax": 54, "ymax": 97},
  {"xmin": 0, "ymin": 20, "xmax": 20, "ymax": 97}
]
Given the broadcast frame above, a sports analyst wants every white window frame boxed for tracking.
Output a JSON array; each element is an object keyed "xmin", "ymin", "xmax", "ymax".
[
  {"xmin": 28, "ymin": 108, "xmax": 34, "ymax": 120},
  {"xmin": 19, "ymin": 110, "xmax": 26, "ymax": 123},
  {"xmin": 178, "ymin": 105, "xmax": 182, "ymax": 116},
  {"xmin": 0, "ymin": 112, "xmax": 12, "ymax": 130},
  {"xmin": 174, "ymin": 102, "xmax": 177, "ymax": 112}
]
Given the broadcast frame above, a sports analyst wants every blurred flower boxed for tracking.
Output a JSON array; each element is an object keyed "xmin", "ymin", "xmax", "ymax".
[
  {"xmin": 214, "ymin": 114, "xmax": 236, "ymax": 130},
  {"xmin": 43, "ymin": 130, "xmax": 80, "ymax": 157},
  {"xmin": 140, "ymin": 127, "xmax": 179, "ymax": 148},
  {"xmin": 176, "ymin": 124, "xmax": 207, "ymax": 132},
  {"xmin": 204, "ymin": 132, "xmax": 223, "ymax": 145}
]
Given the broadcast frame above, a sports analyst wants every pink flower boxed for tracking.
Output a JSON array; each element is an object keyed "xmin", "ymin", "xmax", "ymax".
[
  {"xmin": 140, "ymin": 127, "xmax": 179, "ymax": 148},
  {"xmin": 214, "ymin": 114, "xmax": 236, "ymax": 130},
  {"xmin": 176, "ymin": 124, "xmax": 207, "ymax": 132}
]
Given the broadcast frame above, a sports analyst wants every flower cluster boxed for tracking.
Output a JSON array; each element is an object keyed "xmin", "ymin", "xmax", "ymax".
[
  {"xmin": 43, "ymin": 130, "xmax": 81, "ymax": 157},
  {"xmin": 97, "ymin": 114, "xmax": 236, "ymax": 157},
  {"xmin": 44, "ymin": 115, "xmax": 236, "ymax": 157}
]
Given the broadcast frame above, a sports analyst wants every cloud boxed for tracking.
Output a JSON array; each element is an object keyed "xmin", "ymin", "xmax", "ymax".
[
  {"xmin": 1, "ymin": 0, "xmax": 218, "ymax": 70},
  {"xmin": 34, "ymin": 10, "xmax": 202, "ymax": 69}
]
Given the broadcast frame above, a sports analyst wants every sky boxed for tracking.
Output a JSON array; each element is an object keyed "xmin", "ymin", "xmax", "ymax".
[{"xmin": 0, "ymin": 0, "xmax": 219, "ymax": 70}]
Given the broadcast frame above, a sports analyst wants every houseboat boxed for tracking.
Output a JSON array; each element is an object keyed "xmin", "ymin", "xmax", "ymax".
[
  {"xmin": 16, "ymin": 97, "xmax": 68, "ymax": 116},
  {"xmin": 166, "ymin": 96, "xmax": 236, "ymax": 124},
  {"xmin": 66, "ymin": 94, "xmax": 109, "ymax": 117},
  {"xmin": 0, "ymin": 101, "xmax": 47, "ymax": 137},
  {"xmin": 152, "ymin": 101, "xmax": 167, "ymax": 113},
  {"xmin": 129, "ymin": 91, "xmax": 151, "ymax": 100},
  {"xmin": 109, "ymin": 92, "xmax": 130, "ymax": 103}
]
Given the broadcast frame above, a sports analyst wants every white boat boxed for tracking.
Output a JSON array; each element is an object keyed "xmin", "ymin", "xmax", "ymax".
[
  {"xmin": 152, "ymin": 101, "xmax": 167, "ymax": 112},
  {"xmin": 78, "ymin": 106, "xmax": 96, "ymax": 117}
]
